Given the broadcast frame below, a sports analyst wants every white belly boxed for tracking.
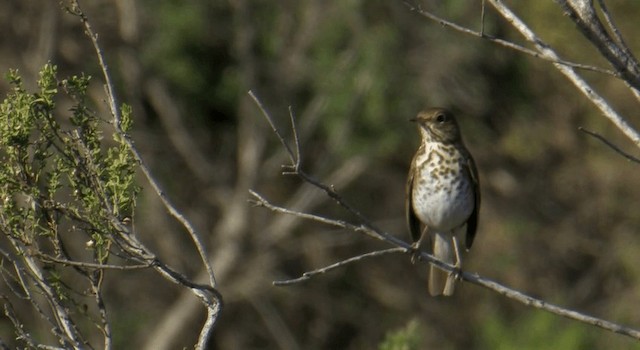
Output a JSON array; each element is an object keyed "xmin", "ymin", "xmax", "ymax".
[{"xmin": 411, "ymin": 148, "xmax": 474, "ymax": 231}]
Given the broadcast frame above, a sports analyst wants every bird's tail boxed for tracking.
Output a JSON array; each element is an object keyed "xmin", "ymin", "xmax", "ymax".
[{"xmin": 429, "ymin": 231, "xmax": 456, "ymax": 296}]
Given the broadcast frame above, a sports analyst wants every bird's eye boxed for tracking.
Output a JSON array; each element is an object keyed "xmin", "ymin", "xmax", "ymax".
[{"xmin": 436, "ymin": 114, "xmax": 447, "ymax": 123}]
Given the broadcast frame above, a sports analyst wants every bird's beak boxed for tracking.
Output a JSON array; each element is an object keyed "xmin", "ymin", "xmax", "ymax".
[{"xmin": 409, "ymin": 118, "xmax": 417, "ymax": 123}]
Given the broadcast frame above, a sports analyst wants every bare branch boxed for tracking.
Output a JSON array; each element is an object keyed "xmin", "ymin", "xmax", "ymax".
[
  {"xmin": 555, "ymin": 0, "xmax": 640, "ymax": 89},
  {"xmin": 248, "ymin": 91, "xmax": 406, "ymax": 247},
  {"xmin": 37, "ymin": 254, "xmax": 152, "ymax": 270},
  {"xmin": 253, "ymin": 183, "xmax": 640, "ymax": 341},
  {"xmin": 70, "ymin": 0, "xmax": 218, "ymax": 290},
  {"xmin": 579, "ymin": 127, "xmax": 640, "ymax": 164},
  {"xmin": 251, "ymin": 94, "xmax": 640, "ymax": 341},
  {"xmin": 485, "ymin": 0, "xmax": 640, "ymax": 148},
  {"xmin": 249, "ymin": 190, "xmax": 382, "ymax": 242},
  {"xmin": 65, "ymin": 1, "xmax": 223, "ymax": 346},
  {"xmin": 403, "ymin": 0, "xmax": 640, "ymax": 149},
  {"xmin": 596, "ymin": 0, "xmax": 634, "ymax": 59},
  {"xmin": 403, "ymin": 1, "xmax": 618, "ymax": 77},
  {"xmin": 248, "ymin": 90, "xmax": 296, "ymax": 166},
  {"xmin": 464, "ymin": 270, "xmax": 640, "ymax": 340},
  {"xmin": 273, "ymin": 248, "xmax": 406, "ymax": 286}
]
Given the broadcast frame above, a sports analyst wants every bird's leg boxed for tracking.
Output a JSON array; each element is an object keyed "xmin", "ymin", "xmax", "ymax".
[
  {"xmin": 451, "ymin": 236, "xmax": 463, "ymax": 280},
  {"xmin": 410, "ymin": 226, "xmax": 429, "ymax": 264},
  {"xmin": 410, "ymin": 238, "xmax": 423, "ymax": 264}
]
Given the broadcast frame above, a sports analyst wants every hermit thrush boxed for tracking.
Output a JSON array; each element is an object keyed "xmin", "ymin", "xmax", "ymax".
[{"xmin": 406, "ymin": 108, "xmax": 480, "ymax": 296}]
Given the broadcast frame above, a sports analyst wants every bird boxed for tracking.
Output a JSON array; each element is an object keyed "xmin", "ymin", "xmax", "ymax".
[{"xmin": 406, "ymin": 108, "xmax": 480, "ymax": 296}]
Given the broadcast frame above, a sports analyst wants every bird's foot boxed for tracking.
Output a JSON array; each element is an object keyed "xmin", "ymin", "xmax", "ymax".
[
  {"xmin": 409, "ymin": 242, "xmax": 422, "ymax": 264},
  {"xmin": 451, "ymin": 263, "xmax": 463, "ymax": 281}
]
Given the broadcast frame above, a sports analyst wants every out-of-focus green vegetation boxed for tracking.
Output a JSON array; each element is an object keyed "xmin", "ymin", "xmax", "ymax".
[
  {"xmin": 1, "ymin": 0, "xmax": 640, "ymax": 349},
  {"xmin": 479, "ymin": 310, "xmax": 590, "ymax": 350}
]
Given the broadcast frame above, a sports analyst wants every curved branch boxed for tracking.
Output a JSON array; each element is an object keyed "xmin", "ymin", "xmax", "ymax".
[
  {"xmin": 579, "ymin": 127, "xmax": 640, "ymax": 164},
  {"xmin": 66, "ymin": 1, "xmax": 223, "ymax": 346}
]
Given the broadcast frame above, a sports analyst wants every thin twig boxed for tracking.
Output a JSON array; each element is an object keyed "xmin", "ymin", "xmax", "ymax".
[
  {"xmin": 68, "ymin": 1, "xmax": 222, "ymax": 346},
  {"xmin": 248, "ymin": 90, "xmax": 296, "ymax": 165},
  {"xmin": 555, "ymin": 0, "xmax": 640, "ymax": 90},
  {"xmin": 402, "ymin": 1, "xmax": 618, "ymax": 77},
  {"xmin": 579, "ymin": 127, "xmax": 640, "ymax": 164},
  {"xmin": 273, "ymin": 248, "xmax": 406, "ymax": 286},
  {"xmin": 2, "ymin": 300, "xmax": 40, "ymax": 349},
  {"xmin": 288, "ymin": 106, "xmax": 301, "ymax": 166},
  {"xmin": 37, "ymin": 254, "xmax": 152, "ymax": 270},
  {"xmin": 91, "ymin": 277, "xmax": 111, "ymax": 350},
  {"xmin": 592, "ymin": 1, "xmax": 640, "ymax": 105},
  {"xmin": 249, "ymin": 91, "xmax": 405, "ymax": 248},
  {"xmin": 480, "ymin": 0, "xmax": 486, "ymax": 36},
  {"xmin": 403, "ymin": 0, "xmax": 640, "ymax": 148},
  {"xmin": 249, "ymin": 190, "xmax": 382, "ymax": 242},
  {"xmin": 70, "ymin": 0, "xmax": 218, "ymax": 290}
]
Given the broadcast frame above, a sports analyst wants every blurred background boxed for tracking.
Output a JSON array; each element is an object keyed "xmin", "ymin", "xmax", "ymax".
[{"xmin": 1, "ymin": 0, "xmax": 640, "ymax": 349}]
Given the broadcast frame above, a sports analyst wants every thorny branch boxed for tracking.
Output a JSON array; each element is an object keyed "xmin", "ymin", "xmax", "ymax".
[{"xmin": 249, "ymin": 93, "xmax": 640, "ymax": 341}]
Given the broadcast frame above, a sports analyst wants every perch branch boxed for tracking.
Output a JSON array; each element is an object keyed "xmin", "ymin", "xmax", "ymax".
[{"xmin": 250, "ymin": 93, "xmax": 640, "ymax": 341}]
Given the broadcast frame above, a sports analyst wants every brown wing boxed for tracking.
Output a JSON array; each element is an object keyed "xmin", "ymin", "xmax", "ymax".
[
  {"xmin": 464, "ymin": 154, "xmax": 481, "ymax": 250},
  {"xmin": 406, "ymin": 156, "xmax": 422, "ymax": 243}
]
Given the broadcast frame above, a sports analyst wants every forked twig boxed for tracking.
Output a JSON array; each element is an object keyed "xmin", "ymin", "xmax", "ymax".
[{"xmin": 248, "ymin": 91, "xmax": 406, "ymax": 248}]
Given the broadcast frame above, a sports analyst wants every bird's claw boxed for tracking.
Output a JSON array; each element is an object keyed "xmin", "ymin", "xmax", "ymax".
[{"xmin": 409, "ymin": 242, "xmax": 421, "ymax": 264}]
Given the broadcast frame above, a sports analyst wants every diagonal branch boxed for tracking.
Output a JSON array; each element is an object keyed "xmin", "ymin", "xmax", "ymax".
[
  {"xmin": 68, "ymin": 0, "xmax": 218, "ymax": 290},
  {"xmin": 555, "ymin": 0, "xmax": 640, "ymax": 89},
  {"xmin": 252, "ymin": 183, "xmax": 640, "ymax": 341},
  {"xmin": 403, "ymin": 0, "xmax": 640, "ymax": 150},
  {"xmin": 579, "ymin": 127, "xmax": 640, "ymax": 164},
  {"xmin": 403, "ymin": 1, "xmax": 618, "ymax": 77},
  {"xmin": 66, "ymin": 1, "xmax": 223, "ymax": 347},
  {"xmin": 250, "ymin": 93, "xmax": 640, "ymax": 342},
  {"xmin": 486, "ymin": 0, "xmax": 640, "ymax": 149},
  {"xmin": 273, "ymin": 248, "xmax": 406, "ymax": 286}
]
